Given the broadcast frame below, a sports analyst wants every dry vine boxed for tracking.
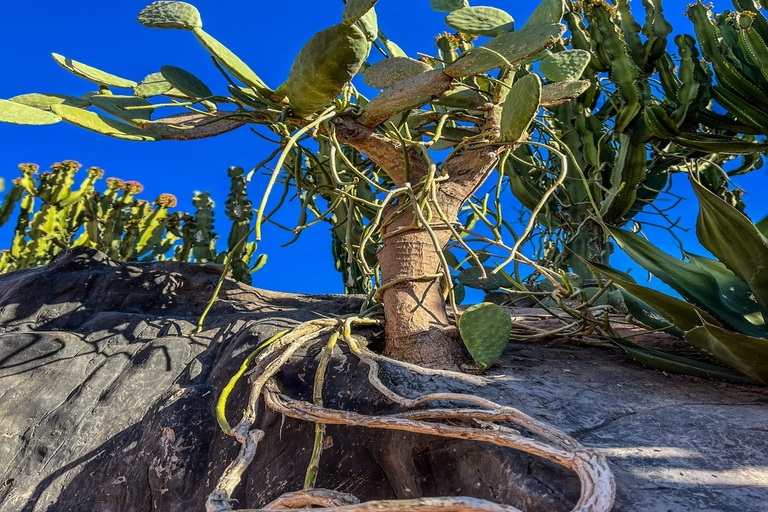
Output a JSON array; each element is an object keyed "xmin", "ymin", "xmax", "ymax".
[{"xmin": 205, "ymin": 316, "xmax": 616, "ymax": 512}]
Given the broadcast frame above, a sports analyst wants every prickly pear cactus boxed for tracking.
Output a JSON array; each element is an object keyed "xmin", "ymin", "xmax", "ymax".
[{"xmin": 459, "ymin": 302, "xmax": 513, "ymax": 369}]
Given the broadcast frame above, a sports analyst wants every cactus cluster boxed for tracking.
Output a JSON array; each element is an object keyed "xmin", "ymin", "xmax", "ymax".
[{"xmin": 0, "ymin": 161, "xmax": 265, "ymax": 281}]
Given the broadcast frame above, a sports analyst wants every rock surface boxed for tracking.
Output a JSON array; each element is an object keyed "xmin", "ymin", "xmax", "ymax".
[{"xmin": 0, "ymin": 248, "xmax": 765, "ymax": 512}]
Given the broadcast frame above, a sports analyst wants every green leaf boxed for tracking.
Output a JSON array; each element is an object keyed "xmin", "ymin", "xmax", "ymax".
[
  {"xmin": 619, "ymin": 289, "xmax": 684, "ymax": 337},
  {"xmin": 611, "ymin": 336, "xmax": 759, "ymax": 384},
  {"xmin": 691, "ymin": 177, "xmax": 768, "ymax": 326},
  {"xmin": 342, "ymin": 0, "xmax": 378, "ymax": 26},
  {"xmin": 0, "ymin": 99, "xmax": 61, "ymax": 125},
  {"xmin": 457, "ymin": 266, "xmax": 513, "ymax": 290},
  {"xmin": 160, "ymin": 65, "xmax": 213, "ymax": 99},
  {"xmin": 445, "ymin": 23, "xmax": 565, "ymax": 78},
  {"xmin": 539, "ymin": 50, "xmax": 590, "ymax": 81},
  {"xmin": 51, "ymin": 53, "xmax": 137, "ymax": 88},
  {"xmin": 459, "ymin": 302, "xmax": 512, "ymax": 369},
  {"xmin": 363, "ymin": 57, "xmax": 431, "ymax": 89},
  {"xmin": 251, "ymin": 253, "xmax": 267, "ymax": 272},
  {"xmin": 524, "ymin": 0, "xmax": 565, "ymax": 27},
  {"xmin": 9, "ymin": 93, "xmax": 89, "ymax": 111},
  {"xmin": 685, "ymin": 322, "xmax": 768, "ymax": 384},
  {"xmin": 430, "ymin": 0, "xmax": 469, "ymax": 12},
  {"xmin": 445, "ymin": 6, "xmax": 515, "ymax": 37},
  {"xmin": 89, "ymin": 95, "xmax": 155, "ymax": 125},
  {"xmin": 137, "ymin": 1, "xmax": 202, "ymax": 30},
  {"xmin": 539, "ymin": 79, "xmax": 590, "ymax": 107},
  {"xmin": 608, "ymin": 226, "xmax": 768, "ymax": 338},
  {"xmin": 500, "ymin": 73, "xmax": 541, "ymax": 142},
  {"xmin": 50, "ymin": 104, "xmax": 161, "ymax": 141},
  {"xmin": 134, "ymin": 72, "xmax": 174, "ymax": 98},
  {"xmin": 193, "ymin": 27, "xmax": 273, "ymax": 98},
  {"xmin": 432, "ymin": 88, "xmax": 488, "ymax": 109}
]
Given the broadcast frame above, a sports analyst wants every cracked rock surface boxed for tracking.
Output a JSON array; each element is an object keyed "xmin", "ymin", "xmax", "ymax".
[{"xmin": 0, "ymin": 247, "xmax": 766, "ymax": 512}]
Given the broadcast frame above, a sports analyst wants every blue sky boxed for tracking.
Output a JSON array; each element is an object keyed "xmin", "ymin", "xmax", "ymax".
[{"xmin": 1, "ymin": 0, "xmax": 766, "ymax": 297}]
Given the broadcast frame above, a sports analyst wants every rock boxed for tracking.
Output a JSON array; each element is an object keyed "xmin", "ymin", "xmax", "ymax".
[{"xmin": 0, "ymin": 247, "xmax": 765, "ymax": 512}]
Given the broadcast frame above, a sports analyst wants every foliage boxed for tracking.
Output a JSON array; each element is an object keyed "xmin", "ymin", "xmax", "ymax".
[{"xmin": 0, "ymin": 161, "xmax": 266, "ymax": 282}]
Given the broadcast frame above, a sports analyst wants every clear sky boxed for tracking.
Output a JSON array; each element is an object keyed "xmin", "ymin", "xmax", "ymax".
[{"xmin": 1, "ymin": 0, "xmax": 766, "ymax": 297}]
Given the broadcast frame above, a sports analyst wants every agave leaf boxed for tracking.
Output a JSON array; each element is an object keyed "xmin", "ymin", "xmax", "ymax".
[
  {"xmin": 193, "ymin": 28, "xmax": 273, "ymax": 98},
  {"xmin": 611, "ymin": 336, "xmax": 759, "ymax": 384},
  {"xmin": 51, "ymin": 54, "xmax": 137, "ymax": 88},
  {"xmin": 539, "ymin": 80, "xmax": 590, "ymax": 107},
  {"xmin": 50, "ymin": 104, "xmax": 161, "ymax": 141},
  {"xmin": 445, "ymin": 23, "xmax": 565, "ymax": 78},
  {"xmin": 589, "ymin": 260, "xmax": 720, "ymax": 331},
  {"xmin": 89, "ymin": 95, "xmax": 155, "ymax": 125},
  {"xmin": 9, "ymin": 93, "xmax": 89, "ymax": 111},
  {"xmin": 0, "ymin": 99, "xmax": 61, "ymax": 125},
  {"xmin": 459, "ymin": 302, "xmax": 512, "ymax": 369},
  {"xmin": 137, "ymin": 1, "xmax": 202, "ymax": 30},
  {"xmin": 691, "ymin": 177, "xmax": 768, "ymax": 326},
  {"xmin": 619, "ymin": 289, "xmax": 684, "ymax": 337},
  {"xmin": 524, "ymin": 0, "xmax": 565, "ymax": 27},
  {"xmin": 685, "ymin": 321, "xmax": 768, "ymax": 384},
  {"xmin": 430, "ymin": 0, "xmax": 469, "ymax": 12},
  {"xmin": 608, "ymin": 226, "xmax": 768, "ymax": 338},
  {"xmin": 500, "ymin": 73, "xmax": 541, "ymax": 142},
  {"xmin": 160, "ymin": 65, "xmax": 213, "ymax": 99},
  {"xmin": 342, "ymin": 0, "xmax": 378, "ymax": 26},
  {"xmin": 445, "ymin": 6, "xmax": 515, "ymax": 37},
  {"xmin": 363, "ymin": 57, "xmax": 431, "ymax": 89}
]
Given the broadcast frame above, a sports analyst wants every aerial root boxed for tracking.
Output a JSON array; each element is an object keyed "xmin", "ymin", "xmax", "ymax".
[{"xmin": 206, "ymin": 316, "xmax": 616, "ymax": 512}]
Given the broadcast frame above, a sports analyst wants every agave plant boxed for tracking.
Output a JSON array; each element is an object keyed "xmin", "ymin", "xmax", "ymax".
[{"xmin": 593, "ymin": 176, "xmax": 768, "ymax": 385}]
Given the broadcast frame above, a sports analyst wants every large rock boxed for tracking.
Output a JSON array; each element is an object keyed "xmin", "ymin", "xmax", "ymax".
[{"xmin": 0, "ymin": 248, "xmax": 765, "ymax": 512}]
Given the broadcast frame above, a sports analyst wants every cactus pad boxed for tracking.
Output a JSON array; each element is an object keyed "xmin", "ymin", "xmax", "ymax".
[
  {"xmin": 342, "ymin": 0, "xmax": 378, "ymax": 26},
  {"xmin": 50, "ymin": 104, "xmax": 161, "ymax": 141},
  {"xmin": 193, "ymin": 28, "xmax": 273, "ymax": 97},
  {"xmin": 287, "ymin": 23, "xmax": 370, "ymax": 117},
  {"xmin": 430, "ymin": 0, "xmax": 469, "ymax": 12},
  {"xmin": 9, "ymin": 93, "xmax": 89, "ymax": 111},
  {"xmin": 539, "ymin": 80, "xmax": 590, "ymax": 107},
  {"xmin": 432, "ymin": 88, "xmax": 489, "ymax": 109},
  {"xmin": 539, "ymin": 50, "xmax": 590, "ymax": 82},
  {"xmin": 51, "ymin": 54, "xmax": 137, "ymax": 88},
  {"xmin": 445, "ymin": 6, "xmax": 515, "ymax": 37},
  {"xmin": 500, "ymin": 73, "xmax": 541, "ymax": 142},
  {"xmin": 89, "ymin": 95, "xmax": 155, "ymax": 125},
  {"xmin": 160, "ymin": 65, "xmax": 213, "ymax": 100},
  {"xmin": 363, "ymin": 57, "xmax": 431, "ymax": 89},
  {"xmin": 459, "ymin": 302, "xmax": 513, "ymax": 369},
  {"xmin": 0, "ymin": 99, "xmax": 61, "ymax": 125},
  {"xmin": 137, "ymin": 1, "xmax": 202, "ymax": 30},
  {"xmin": 523, "ymin": 0, "xmax": 565, "ymax": 27},
  {"xmin": 143, "ymin": 111, "xmax": 244, "ymax": 140},
  {"xmin": 356, "ymin": 6, "xmax": 378, "ymax": 42},
  {"xmin": 445, "ymin": 23, "xmax": 565, "ymax": 77},
  {"xmin": 134, "ymin": 72, "xmax": 173, "ymax": 98}
]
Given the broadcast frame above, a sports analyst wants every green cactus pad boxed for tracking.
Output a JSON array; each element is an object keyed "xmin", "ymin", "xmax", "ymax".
[
  {"xmin": 287, "ymin": 23, "xmax": 370, "ymax": 117},
  {"xmin": 363, "ymin": 57, "xmax": 431, "ymax": 89},
  {"xmin": 445, "ymin": 23, "xmax": 565, "ymax": 77},
  {"xmin": 50, "ymin": 104, "xmax": 161, "ymax": 141},
  {"xmin": 457, "ymin": 265, "xmax": 515, "ymax": 290},
  {"xmin": 539, "ymin": 50, "xmax": 590, "ymax": 82},
  {"xmin": 89, "ymin": 95, "xmax": 155, "ymax": 125},
  {"xmin": 539, "ymin": 79, "xmax": 590, "ymax": 107},
  {"xmin": 192, "ymin": 27, "xmax": 273, "ymax": 97},
  {"xmin": 459, "ymin": 302, "xmax": 513, "ymax": 369},
  {"xmin": 432, "ymin": 88, "xmax": 489, "ymax": 109},
  {"xmin": 356, "ymin": 6, "xmax": 378, "ymax": 42},
  {"xmin": 342, "ymin": 0, "xmax": 378, "ymax": 26},
  {"xmin": 51, "ymin": 54, "xmax": 137, "ymax": 88},
  {"xmin": 430, "ymin": 0, "xmax": 469, "ymax": 12},
  {"xmin": 9, "ymin": 93, "xmax": 89, "ymax": 111},
  {"xmin": 137, "ymin": 1, "xmax": 202, "ymax": 30},
  {"xmin": 143, "ymin": 111, "xmax": 243, "ymax": 140},
  {"xmin": 228, "ymin": 85, "xmax": 267, "ymax": 109},
  {"xmin": 134, "ymin": 72, "xmax": 173, "ymax": 98},
  {"xmin": 160, "ymin": 65, "xmax": 213, "ymax": 99},
  {"xmin": 0, "ymin": 99, "xmax": 61, "ymax": 125},
  {"xmin": 523, "ymin": 0, "xmax": 565, "ymax": 27},
  {"xmin": 500, "ymin": 73, "xmax": 541, "ymax": 142},
  {"xmin": 445, "ymin": 6, "xmax": 515, "ymax": 37}
]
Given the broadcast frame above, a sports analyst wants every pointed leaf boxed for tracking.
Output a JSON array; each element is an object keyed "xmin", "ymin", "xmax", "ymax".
[
  {"xmin": 0, "ymin": 99, "xmax": 61, "ymax": 125},
  {"xmin": 51, "ymin": 53, "xmax": 137, "ymax": 88},
  {"xmin": 685, "ymin": 322, "xmax": 768, "ymax": 384},
  {"xmin": 193, "ymin": 28, "xmax": 273, "ymax": 98},
  {"xmin": 137, "ymin": 1, "xmax": 202, "ymax": 30},
  {"xmin": 459, "ymin": 302, "xmax": 512, "ymax": 369},
  {"xmin": 691, "ymin": 177, "xmax": 768, "ymax": 325},
  {"xmin": 9, "ymin": 93, "xmax": 88, "ymax": 111},
  {"xmin": 500, "ymin": 73, "xmax": 540, "ymax": 142},
  {"xmin": 611, "ymin": 336, "xmax": 759, "ymax": 384},
  {"xmin": 445, "ymin": 7, "xmax": 515, "ymax": 37},
  {"xmin": 50, "ymin": 104, "xmax": 161, "ymax": 141},
  {"xmin": 619, "ymin": 289, "xmax": 684, "ymax": 337}
]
